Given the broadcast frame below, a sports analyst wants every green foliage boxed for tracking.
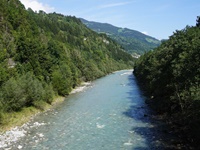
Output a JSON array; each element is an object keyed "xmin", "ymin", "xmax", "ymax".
[
  {"xmin": 0, "ymin": 72, "xmax": 55, "ymax": 112},
  {"xmin": 196, "ymin": 16, "xmax": 200, "ymax": 27},
  {"xmin": 134, "ymin": 25, "xmax": 200, "ymax": 143},
  {"xmin": 80, "ymin": 18, "xmax": 161, "ymax": 55},
  {"xmin": 0, "ymin": 0, "xmax": 134, "ymax": 115},
  {"xmin": 52, "ymin": 64, "xmax": 72, "ymax": 96}
]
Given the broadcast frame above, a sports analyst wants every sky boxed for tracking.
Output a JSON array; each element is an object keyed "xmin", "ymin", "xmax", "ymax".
[{"xmin": 19, "ymin": 0, "xmax": 200, "ymax": 40}]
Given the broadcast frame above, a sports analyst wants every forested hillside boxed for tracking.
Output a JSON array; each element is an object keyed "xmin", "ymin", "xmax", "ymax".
[
  {"xmin": 134, "ymin": 21, "xmax": 200, "ymax": 146},
  {"xmin": 0, "ymin": 0, "xmax": 134, "ymax": 123},
  {"xmin": 81, "ymin": 18, "xmax": 161, "ymax": 56}
]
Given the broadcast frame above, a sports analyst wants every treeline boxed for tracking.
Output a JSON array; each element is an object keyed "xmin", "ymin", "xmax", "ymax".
[
  {"xmin": 0, "ymin": 0, "xmax": 134, "ymax": 123},
  {"xmin": 134, "ymin": 19, "xmax": 200, "ymax": 145}
]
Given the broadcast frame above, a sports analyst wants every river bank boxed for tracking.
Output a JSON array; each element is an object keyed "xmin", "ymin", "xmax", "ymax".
[
  {"xmin": 0, "ymin": 97, "xmax": 64, "ymax": 133},
  {"xmin": 0, "ymin": 82, "xmax": 91, "ymax": 149},
  {"xmin": 0, "ymin": 96, "xmax": 65, "ymax": 148},
  {"xmin": 3, "ymin": 70, "xmax": 187, "ymax": 150}
]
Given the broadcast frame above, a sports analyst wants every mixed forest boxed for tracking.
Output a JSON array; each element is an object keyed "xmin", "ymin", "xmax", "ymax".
[
  {"xmin": 0, "ymin": 0, "xmax": 134, "ymax": 124},
  {"xmin": 81, "ymin": 18, "xmax": 161, "ymax": 56},
  {"xmin": 134, "ymin": 18, "xmax": 200, "ymax": 146}
]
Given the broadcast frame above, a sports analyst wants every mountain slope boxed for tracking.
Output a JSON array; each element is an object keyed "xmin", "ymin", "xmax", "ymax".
[
  {"xmin": 0, "ymin": 0, "xmax": 134, "ymax": 118},
  {"xmin": 80, "ymin": 18, "xmax": 161, "ymax": 56}
]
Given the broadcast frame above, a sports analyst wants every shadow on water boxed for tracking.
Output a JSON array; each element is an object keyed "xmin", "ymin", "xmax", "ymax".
[{"xmin": 123, "ymin": 74, "xmax": 182, "ymax": 150}]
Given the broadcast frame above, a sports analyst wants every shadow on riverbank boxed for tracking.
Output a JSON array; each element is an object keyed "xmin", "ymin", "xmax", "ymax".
[{"xmin": 123, "ymin": 74, "xmax": 187, "ymax": 150}]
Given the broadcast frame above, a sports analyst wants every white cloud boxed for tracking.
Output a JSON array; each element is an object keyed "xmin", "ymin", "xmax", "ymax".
[
  {"xmin": 20, "ymin": 0, "xmax": 54, "ymax": 13},
  {"xmin": 142, "ymin": 31, "xmax": 149, "ymax": 35}
]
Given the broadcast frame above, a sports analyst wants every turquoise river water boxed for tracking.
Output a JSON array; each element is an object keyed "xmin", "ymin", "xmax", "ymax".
[{"xmin": 2, "ymin": 70, "xmax": 181, "ymax": 150}]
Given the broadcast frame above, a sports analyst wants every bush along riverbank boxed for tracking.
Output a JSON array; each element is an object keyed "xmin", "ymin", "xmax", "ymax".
[
  {"xmin": 0, "ymin": 80, "xmax": 91, "ymax": 133},
  {"xmin": 134, "ymin": 21, "xmax": 200, "ymax": 149},
  {"xmin": 0, "ymin": 81, "xmax": 92, "ymax": 149},
  {"xmin": 0, "ymin": 96, "xmax": 64, "ymax": 133},
  {"xmin": 0, "ymin": 0, "xmax": 134, "ymax": 131}
]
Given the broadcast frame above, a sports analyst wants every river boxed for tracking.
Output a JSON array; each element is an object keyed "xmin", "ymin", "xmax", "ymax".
[{"xmin": 1, "ymin": 70, "xmax": 180, "ymax": 150}]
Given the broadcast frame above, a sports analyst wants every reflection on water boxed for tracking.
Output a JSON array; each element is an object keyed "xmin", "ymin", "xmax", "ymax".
[{"xmin": 2, "ymin": 70, "xmax": 179, "ymax": 150}]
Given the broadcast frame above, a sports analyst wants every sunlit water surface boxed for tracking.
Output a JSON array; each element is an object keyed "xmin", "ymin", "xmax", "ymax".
[{"xmin": 4, "ymin": 70, "xmax": 178, "ymax": 150}]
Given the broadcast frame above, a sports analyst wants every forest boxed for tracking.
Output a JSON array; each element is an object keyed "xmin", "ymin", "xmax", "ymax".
[
  {"xmin": 0, "ymin": 0, "xmax": 134, "ymax": 125},
  {"xmin": 134, "ymin": 18, "xmax": 200, "ymax": 146},
  {"xmin": 81, "ymin": 18, "xmax": 161, "ymax": 56}
]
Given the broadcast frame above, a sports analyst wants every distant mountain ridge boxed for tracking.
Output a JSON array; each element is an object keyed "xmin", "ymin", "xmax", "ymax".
[{"xmin": 80, "ymin": 18, "xmax": 161, "ymax": 56}]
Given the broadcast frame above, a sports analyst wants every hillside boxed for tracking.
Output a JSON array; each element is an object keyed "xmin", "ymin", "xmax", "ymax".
[
  {"xmin": 80, "ymin": 18, "xmax": 161, "ymax": 56},
  {"xmin": 0, "ymin": 0, "xmax": 134, "ymax": 123},
  {"xmin": 134, "ymin": 23, "xmax": 200, "ymax": 147}
]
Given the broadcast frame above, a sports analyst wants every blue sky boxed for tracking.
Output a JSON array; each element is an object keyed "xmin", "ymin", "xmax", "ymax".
[{"xmin": 20, "ymin": 0, "xmax": 200, "ymax": 40}]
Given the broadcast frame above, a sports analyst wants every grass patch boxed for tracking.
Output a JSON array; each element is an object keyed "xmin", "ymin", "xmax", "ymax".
[
  {"xmin": 0, "ymin": 107, "xmax": 39, "ymax": 132},
  {"xmin": 0, "ymin": 96, "xmax": 65, "ymax": 133},
  {"xmin": 51, "ymin": 96, "xmax": 65, "ymax": 105}
]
